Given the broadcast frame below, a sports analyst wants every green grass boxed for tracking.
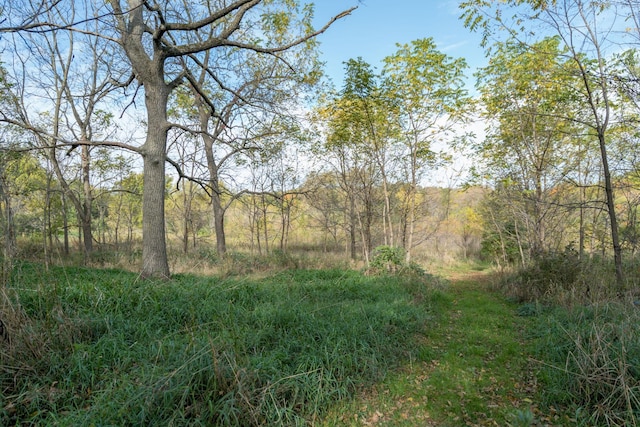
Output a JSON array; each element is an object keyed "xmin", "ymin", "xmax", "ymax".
[
  {"xmin": 0, "ymin": 262, "xmax": 444, "ymax": 425},
  {"xmin": 320, "ymin": 274, "xmax": 547, "ymax": 426},
  {"xmin": 5, "ymin": 260, "xmax": 631, "ymax": 426}
]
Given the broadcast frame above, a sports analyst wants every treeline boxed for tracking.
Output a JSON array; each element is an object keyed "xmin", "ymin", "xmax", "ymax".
[
  {"xmin": 2, "ymin": 1, "xmax": 640, "ymax": 282},
  {"xmin": 0, "ymin": 145, "xmax": 486, "ymax": 269}
]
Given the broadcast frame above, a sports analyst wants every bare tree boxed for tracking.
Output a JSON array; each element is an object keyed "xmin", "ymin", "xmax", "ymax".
[
  {"xmin": 0, "ymin": 1, "xmax": 133, "ymax": 261},
  {"xmin": 1, "ymin": 0, "xmax": 355, "ymax": 278}
]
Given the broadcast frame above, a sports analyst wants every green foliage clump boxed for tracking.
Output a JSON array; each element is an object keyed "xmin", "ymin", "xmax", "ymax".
[
  {"xmin": 0, "ymin": 262, "xmax": 444, "ymax": 426},
  {"xmin": 480, "ymin": 226, "xmax": 522, "ymax": 265},
  {"xmin": 369, "ymin": 245, "xmax": 405, "ymax": 272},
  {"xmin": 530, "ymin": 303, "xmax": 640, "ymax": 426},
  {"xmin": 368, "ymin": 245, "xmax": 430, "ymax": 280}
]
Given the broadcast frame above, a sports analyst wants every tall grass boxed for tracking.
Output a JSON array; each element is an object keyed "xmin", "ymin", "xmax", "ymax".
[
  {"xmin": 504, "ymin": 252, "xmax": 640, "ymax": 426},
  {"xmin": 528, "ymin": 303, "xmax": 640, "ymax": 426},
  {"xmin": 0, "ymin": 262, "xmax": 443, "ymax": 425}
]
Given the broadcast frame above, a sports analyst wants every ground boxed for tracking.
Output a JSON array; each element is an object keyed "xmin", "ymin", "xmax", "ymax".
[{"xmin": 320, "ymin": 270, "xmax": 568, "ymax": 426}]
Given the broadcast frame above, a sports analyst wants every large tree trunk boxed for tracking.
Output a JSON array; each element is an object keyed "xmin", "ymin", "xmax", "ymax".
[
  {"xmin": 212, "ymin": 194, "xmax": 226, "ymax": 256},
  {"xmin": 140, "ymin": 83, "xmax": 170, "ymax": 279}
]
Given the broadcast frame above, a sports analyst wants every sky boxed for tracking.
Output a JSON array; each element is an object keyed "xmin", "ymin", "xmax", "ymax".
[
  {"xmin": 311, "ymin": 0, "xmax": 488, "ymax": 89},
  {"xmin": 311, "ymin": 1, "xmax": 488, "ymax": 185}
]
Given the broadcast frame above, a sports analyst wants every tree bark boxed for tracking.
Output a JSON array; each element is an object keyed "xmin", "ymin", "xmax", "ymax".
[
  {"xmin": 81, "ymin": 144, "xmax": 93, "ymax": 255},
  {"xmin": 111, "ymin": 0, "xmax": 172, "ymax": 279},
  {"xmin": 140, "ymin": 83, "xmax": 171, "ymax": 279},
  {"xmin": 62, "ymin": 191, "xmax": 69, "ymax": 255},
  {"xmin": 349, "ymin": 195, "xmax": 357, "ymax": 260},
  {"xmin": 0, "ymin": 169, "xmax": 16, "ymax": 265},
  {"xmin": 201, "ymin": 106, "xmax": 227, "ymax": 257},
  {"xmin": 598, "ymin": 131, "xmax": 624, "ymax": 289}
]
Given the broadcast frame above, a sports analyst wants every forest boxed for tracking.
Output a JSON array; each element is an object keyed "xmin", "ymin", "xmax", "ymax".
[{"xmin": 1, "ymin": 0, "xmax": 640, "ymax": 425}]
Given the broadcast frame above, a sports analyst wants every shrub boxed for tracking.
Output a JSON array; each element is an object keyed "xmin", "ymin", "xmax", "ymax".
[
  {"xmin": 498, "ymin": 249, "xmax": 590, "ymax": 303},
  {"xmin": 369, "ymin": 245, "xmax": 405, "ymax": 273}
]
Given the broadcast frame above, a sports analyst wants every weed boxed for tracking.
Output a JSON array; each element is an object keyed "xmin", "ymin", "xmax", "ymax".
[
  {"xmin": 516, "ymin": 301, "xmax": 548, "ymax": 317},
  {"xmin": 496, "ymin": 250, "xmax": 632, "ymax": 307},
  {"xmin": 369, "ymin": 245, "xmax": 405, "ymax": 273},
  {"xmin": 508, "ymin": 407, "xmax": 535, "ymax": 426}
]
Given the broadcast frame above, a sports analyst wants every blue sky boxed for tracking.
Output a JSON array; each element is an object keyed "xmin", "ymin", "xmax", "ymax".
[{"xmin": 311, "ymin": 0, "xmax": 487, "ymax": 88}]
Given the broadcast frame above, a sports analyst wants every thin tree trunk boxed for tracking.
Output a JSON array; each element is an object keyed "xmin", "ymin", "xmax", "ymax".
[
  {"xmin": 261, "ymin": 195, "xmax": 269, "ymax": 255},
  {"xmin": 254, "ymin": 199, "xmax": 261, "ymax": 255},
  {"xmin": 380, "ymin": 171, "xmax": 394, "ymax": 247},
  {"xmin": 200, "ymin": 103, "xmax": 228, "ymax": 258},
  {"xmin": 0, "ymin": 170, "xmax": 16, "ymax": 274},
  {"xmin": 114, "ymin": 194, "xmax": 123, "ymax": 250},
  {"xmin": 406, "ymin": 151, "xmax": 419, "ymax": 263},
  {"xmin": 4, "ymin": 187, "xmax": 15, "ymax": 260},
  {"xmin": 406, "ymin": 186, "xmax": 416, "ymax": 264},
  {"xmin": 182, "ymin": 182, "xmax": 191, "ymax": 254},
  {"xmin": 62, "ymin": 191, "xmax": 69, "ymax": 255},
  {"xmin": 349, "ymin": 195, "xmax": 357, "ymax": 261},
  {"xmin": 598, "ymin": 132, "xmax": 624, "ymax": 289},
  {"xmin": 579, "ymin": 184, "xmax": 585, "ymax": 260},
  {"xmin": 81, "ymin": 145, "xmax": 93, "ymax": 255},
  {"xmin": 43, "ymin": 173, "xmax": 52, "ymax": 269}
]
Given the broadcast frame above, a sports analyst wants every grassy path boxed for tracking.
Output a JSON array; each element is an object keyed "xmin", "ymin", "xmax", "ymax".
[{"xmin": 321, "ymin": 272, "xmax": 538, "ymax": 426}]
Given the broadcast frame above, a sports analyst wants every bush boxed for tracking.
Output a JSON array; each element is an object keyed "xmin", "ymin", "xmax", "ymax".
[
  {"xmin": 369, "ymin": 245, "xmax": 405, "ymax": 273},
  {"xmin": 499, "ymin": 249, "xmax": 589, "ymax": 303}
]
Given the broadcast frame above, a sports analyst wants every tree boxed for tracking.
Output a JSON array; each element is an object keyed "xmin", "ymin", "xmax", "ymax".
[
  {"xmin": 316, "ymin": 91, "xmax": 381, "ymax": 262},
  {"xmin": 382, "ymin": 38, "xmax": 471, "ymax": 262},
  {"xmin": 475, "ymin": 37, "xmax": 583, "ymax": 260},
  {"xmin": 302, "ymin": 171, "xmax": 346, "ymax": 252},
  {"xmin": 462, "ymin": 0, "xmax": 631, "ymax": 288},
  {"xmin": 0, "ymin": 1, "xmax": 133, "ymax": 261},
  {"xmin": 2, "ymin": 0, "xmax": 354, "ymax": 278},
  {"xmin": 342, "ymin": 58, "xmax": 398, "ymax": 249},
  {"xmin": 0, "ymin": 65, "xmax": 18, "ymax": 274},
  {"xmin": 110, "ymin": 0, "xmax": 354, "ymax": 278},
  {"xmin": 170, "ymin": 21, "xmax": 323, "ymax": 258},
  {"xmin": 110, "ymin": 173, "xmax": 143, "ymax": 250}
]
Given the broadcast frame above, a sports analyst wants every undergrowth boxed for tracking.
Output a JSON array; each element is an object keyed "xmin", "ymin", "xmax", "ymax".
[
  {"xmin": 528, "ymin": 303, "xmax": 640, "ymax": 426},
  {"xmin": 503, "ymin": 252, "xmax": 640, "ymax": 426},
  {"xmin": 0, "ymin": 261, "xmax": 443, "ymax": 425}
]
